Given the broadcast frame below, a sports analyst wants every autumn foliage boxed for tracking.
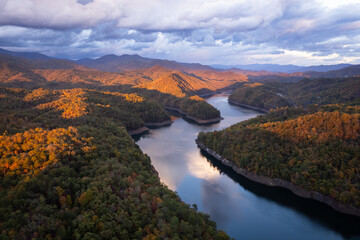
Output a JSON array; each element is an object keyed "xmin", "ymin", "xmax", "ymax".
[
  {"xmin": 0, "ymin": 127, "xmax": 93, "ymax": 177},
  {"xmin": 257, "ymin": 111, "xmax": 360, "ymax": 143},
  {"xmin": 37, "ymin": 89, "xmax": 88, "ymax": 119},
  {"xmin": 229, "ymin": 77, "xmax": 360, "ymax": 111},
  {"xmin": 198, "ymin": 105, "xmax": 360, "ymax": 208},
  {"xmin": 0, "ymin": 87, "xmax": 230, "ymax": 239}
]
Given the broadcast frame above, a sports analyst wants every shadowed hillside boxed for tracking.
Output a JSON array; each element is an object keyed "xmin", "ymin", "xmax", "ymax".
[
  {"xmin": 229, "ymin": 77, "xmax": 360, "ymax": 111},
  {"xmin": 198, "ymin": 104, "xmax": 360, "ymax": 216},
  {"xmin": 76, "ymin": 54, "xmax": 214, "ymax": 72}
]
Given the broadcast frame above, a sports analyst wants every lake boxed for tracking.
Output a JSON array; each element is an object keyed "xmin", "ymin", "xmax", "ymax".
[{"xmin": 134, "ymin": 93, "xmax": 360, "ymax": 240}]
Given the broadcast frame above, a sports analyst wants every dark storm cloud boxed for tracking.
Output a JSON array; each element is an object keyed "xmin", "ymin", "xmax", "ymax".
[
  {"xmin": 0, "ymin": 27, "xmax": 76, "ymax": 47},
  {"xmin": 77, "ymin": 0, "xmax": 94, "ymax": 5},
  {"xmin": 0, "ymin": 0, "xmax": 359, "ymax": 65},
  {"xmin": 262, "ymin": 2, "xmax": 360, "ymax": 51}
]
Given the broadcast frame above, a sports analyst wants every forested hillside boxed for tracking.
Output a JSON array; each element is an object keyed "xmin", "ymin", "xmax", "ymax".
[
  {"xmin": 198, "ymin": 104, "xmax": 360, "ymax": 213},
  {"xmin": 0, "ymin": 52, "xmax": 222, "ymax": 122},
  {"xmin": 99, "ymin": 86, "xmax": 221, "ymax": 122},
  {"xmin": 228, "ymin": 83, "xmax": 291, "ymax": 111},
  {"xmin": 0, "ymin": 52, "xmax": 248, "ymax": 97},
  {"xmin": 0, "ymin": 87, "xmax": 230, "ymax": 239},
  {"xmin": 0, "ymin": 88, "xmax": 170, "ymax": 133},
  {"xmin": 229, "ymin": 77, "xmax": 360, "ymax": 111}
]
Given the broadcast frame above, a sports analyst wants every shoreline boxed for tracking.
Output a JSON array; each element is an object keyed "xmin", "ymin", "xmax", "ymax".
[
  {"xmin": 196, "ymin": 139, "xmax": 360, "ymax": 217},
  {"xmin": 145, "ymin": 119, "xmax": 173, "ymax": 127},
  {"xmin": 128, "ymin": 119, "xmax": 173, "ymax": 136},
  {"xmin": 198, "ymin": 89, "xmax": 225, "ymax": 98},
  {"xmin": 185, "ymin": 115, "xmax": 224, "ymax": 124},
  {"xmin": 165, "ymin": 106, "xmax": 223, "ymax": 124},
  {"xmin": 127, "ymin": 126, "xmax": 149, "ymax": 135},
  {"xmin": 228, "ymin": 100, "xmax": 269, "ymax": 113},
  {"xmin": 165, "ymin": 106, "xmax": 186, "ymax": 115}
]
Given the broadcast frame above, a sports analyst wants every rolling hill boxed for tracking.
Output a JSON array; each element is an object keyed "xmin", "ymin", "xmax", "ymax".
[
  {"xmin": 229, "ymin": 76, "xmax": 360, "ymax": 111},
  {"xmin": 306, "ymin": 65, "xmax": 360, "ymax": 78},
  {"xmin": 213, "ymin": 63, "xmax": 352, "ymax": 73},
  {"xmin": 136, "ymin": 71, "xmax": 206, "ymax": 97},
  {"xmin": 0, "ymin": 52, "xmax": 249, "ymax": 96},
  {"xmin": 0, "ymin": 54, "xmax": 148, "ymax": 87},
  {"xmin": 1, "ymin": 48, "xmax": 360, "ymax": 98},
  {"xmin": 0, "ymin": 48, "xmax": 79, "ymax": 70},
  {"xmin": 0, "ymin": 48, "xmax": 51, "ymax": 60},
  {"xmin": 76, "ymin": 54, "xmax": 214, "ymax": 72},
  {"xmin": 0, "ymin": 87, "xmax": 229, "ymax": 239}
]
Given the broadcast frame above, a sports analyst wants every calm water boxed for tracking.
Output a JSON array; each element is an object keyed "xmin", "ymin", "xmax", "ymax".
[{"xmin": 135, "ymin": 93, "xmax": 360, "ymax": 240}]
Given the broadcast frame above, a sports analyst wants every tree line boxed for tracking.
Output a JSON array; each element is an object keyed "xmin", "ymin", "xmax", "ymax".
[
  {"xmin": 198, "ymin": 104, "xmax": 360, "ymax": 209},
  {"xmin": 0, "ymin": 87, "xmax": 230, "ymax": 239}
]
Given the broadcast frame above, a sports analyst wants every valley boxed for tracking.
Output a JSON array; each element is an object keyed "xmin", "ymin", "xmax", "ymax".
[
  {"xmin": 136, "ymin": 93, "xmax": 360, "ymax": 240},
  {"xmin": 0, "ymin": 48, "xmax": 359, "ymax": 239}
]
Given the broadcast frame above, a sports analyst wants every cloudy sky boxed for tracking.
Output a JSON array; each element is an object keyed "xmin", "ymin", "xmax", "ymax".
[{"xmin": 1, "ymin": 0, "xmax": 360, "ymax": 66}]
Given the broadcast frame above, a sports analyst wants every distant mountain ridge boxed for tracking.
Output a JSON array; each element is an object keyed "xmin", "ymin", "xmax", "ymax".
[
  {"xmin": 0, "ymin": 47, "xmax": 355, "ymax": 74},
  {"xmin": 212, "ymin": 63, "xmax": 352, "ymax": 73},
  {"xmin": 76, "ymin": 54, "xmax": 214, "ymax": 72},
  {"xmin": 306, "ymin": 65, "xmax": 360, "ymax": 78},
  {"xmin": 1, "ymin": 48, "xmax": 360, "ymax": 96},
  {"xmin": 0, "ymin": 48, "xmax": 51, "ymax": 60},
  {"xmin": 0, "ymin": 49, "xmax": 79, "ymax": 70},
  {"xmin": 0, "ymin": 52, "xmax": 248, "ymax": 96}
]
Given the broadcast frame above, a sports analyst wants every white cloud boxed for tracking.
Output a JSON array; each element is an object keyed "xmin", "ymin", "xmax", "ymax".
[
  {"xmin": 1, "ymin": 0, "xmax": 360, "ymax": 65},
  {"xmin": 0, "ymin": 0, "xmax": 287, "ymax": 31}
]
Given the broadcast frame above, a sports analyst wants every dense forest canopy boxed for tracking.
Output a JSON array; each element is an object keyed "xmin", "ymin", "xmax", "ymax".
[
  {"xmin": 0, "ymin": 87, "xmax": 230, "ymax": 239},
  {"xmin": 0, "ymin": 87, "xmax": 171, "ymax": 132},
  {"xmin": 198, "ymin": 103, "xmax": 360, "ymax": 210},
  {"xmin": 228, "ymin": 83, "xmax": 291, "ymax": 110},
  {"xmin": 0, "ymin": 52, "xmax": 225, "ymax": 123},
  {"xmin": 0, "ymin": 50, "xmax": 225, "ymax": 239},
  {"xmin": 229, "ymin": 77, "xmax": 360, "ymax": 111},
  {"xmin": 108, "ymin": 86, "xmax": 221, "ymax": 121}
]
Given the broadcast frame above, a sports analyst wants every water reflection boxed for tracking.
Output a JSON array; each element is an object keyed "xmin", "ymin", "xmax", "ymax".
[
  {"xmin": 186, "ymin": 149, "xmax": 219, "ymax": 181},
  {"xmin": 203, "ymin": 151, "xmax": 360, "ymax": 239},
  {"xmin": 201, "ymin": 179, "xmax": 241, "ymax": 227},
  {"xmin": 135, "ymin": 128, "xmax": 188, "ymax": 190},
  {"xmin": 135, "ymin": 93, "xmax": 360, "ymax": 240}
]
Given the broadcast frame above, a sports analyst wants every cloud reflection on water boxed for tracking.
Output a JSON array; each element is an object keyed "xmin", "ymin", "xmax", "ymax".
[{"xmin": 186, "ymin": 149, "xmax": 220, "ymax": 181}]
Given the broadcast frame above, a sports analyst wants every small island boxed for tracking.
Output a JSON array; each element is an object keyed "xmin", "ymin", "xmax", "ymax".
[{"xmin": 165, "ymin": 95, "xmax": 222, "ymax": 124}]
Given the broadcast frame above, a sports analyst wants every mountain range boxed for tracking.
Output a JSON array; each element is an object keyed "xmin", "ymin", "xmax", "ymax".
[
  {"xmin": 212, "ymin": 63, "xmax": 353, "ymax": 73},
  {"xmin": 76, "ymin": 54, "xmax": 214, "ymax": 72},
  {"xmin": 0, "ymin": 48, "xmax": 359, "ymax": 97},
  {"xmin": 0, "ymin": 49, "xmax": 248, "ymax": 96}
]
